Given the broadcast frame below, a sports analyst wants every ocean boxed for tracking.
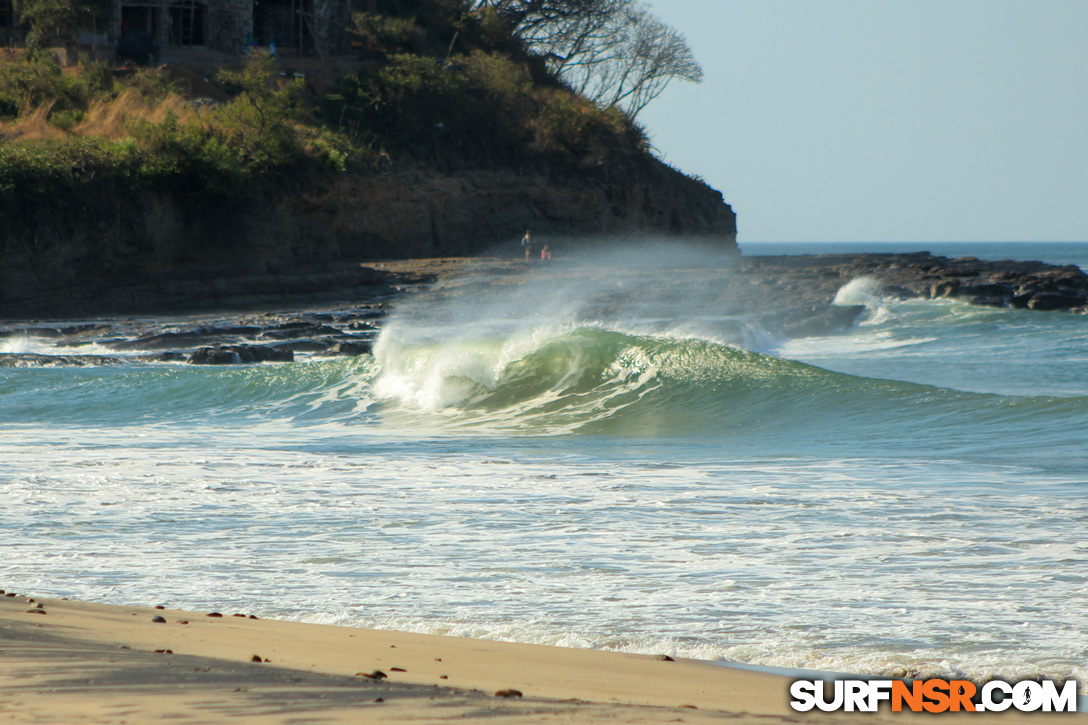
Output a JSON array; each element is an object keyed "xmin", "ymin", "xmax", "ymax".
[{"xmin": 2, "ymin": 241, "xmax": 1086, "ymax": 688}]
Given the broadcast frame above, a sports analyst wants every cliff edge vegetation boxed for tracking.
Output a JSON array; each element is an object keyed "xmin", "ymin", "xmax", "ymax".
[{"xmin": 0, "ymin": 0, "xmax": 737, "ymax": 317}]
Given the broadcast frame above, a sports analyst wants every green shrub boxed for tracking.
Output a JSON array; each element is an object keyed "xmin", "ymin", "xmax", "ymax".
[
  {"xmin": 213, "ymin": 52, "xmax": 303, "ymax": 169},
  {"xmin": 48, "ymin": 108, "xmax": 85, "ymax": 131},
  {"xmin": 352, "ymin": 12, "xmax": 422, "ymax": 53},
  {"xmin": 0, "ymin": 55, "xmax": 115, "ymax": 117}
]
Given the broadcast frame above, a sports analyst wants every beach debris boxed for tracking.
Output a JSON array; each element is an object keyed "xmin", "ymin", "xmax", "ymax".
[
  {"xmin": 24, "ymin": 609, "xmax": 46, "ymax": 615},
  {"xmin": 251, "ymin": 655, "xmax": 263, "ymax": 662},
  {"xmin": 178, "ymin": 620, "xmax": 189, "ymax": 625},
  {"xmin": 374, "ymin": 698, "xmax": 384, "ymax": 703},
  {"xmin": 248, "ymin": 615, "xmax": 258, "ymax": 619},
  {"xmin": 439, "ymin": 675, "xmax": 448, "ymax": 680},
  {"xmin": 4, "ymin": 593, "xmax": 15, "ymax": 597},
  {"xmin": 652, "ymin": 654, "xmax": 674, "ymax": 662},
  {"xmin": 434, "ymin": 657, "xmax": 442, "ymax": 662},
  {"xmin": 391, "ymin": 667, "xmax": 407, "ymax": 672},
  {"xmin": 154, "ymin": 649, "xmax": 174, "ymax": 654},
  {"xmin": 495, "ymin": 689, "xmax": 523, "ymax": 698},
  {"xmin": 151, "ymin": 615, "xmax": 167, "ymax": 623},
  {"xmin": 154, "ymin": 605, "xmax": 165, "ymax": 609},
  {"xmin": 27, "ymin": 598, "xmax": 35, "ymax": 603},
  {"xmin": 356, "ymin": 670, "xmax": 387, "ymax": 680},
  {"xmin": 233, "ymin": 613, "xmax": 247, "ymax": 617},
  {"xmin": 34, "ymin": 603, "xmax": 44, "ymax": 609},
  {"xmin": 679, "ymin": 704, "xmax": 698, "ymax": 709},
  {"xmin": 207, "ymin": 612, "xmax": 223, "ymax": 617}
]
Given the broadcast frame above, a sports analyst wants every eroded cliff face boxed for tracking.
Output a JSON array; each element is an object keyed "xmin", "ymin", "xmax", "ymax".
[{"xmin": 0, "ymin": 167, "xmax": 737, "ymax": 318}]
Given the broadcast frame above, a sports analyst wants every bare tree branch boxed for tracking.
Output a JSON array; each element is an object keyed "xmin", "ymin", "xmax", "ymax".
[{"xmin": 472, "ymin": 0, "xmax": 701, "ymax": 118}]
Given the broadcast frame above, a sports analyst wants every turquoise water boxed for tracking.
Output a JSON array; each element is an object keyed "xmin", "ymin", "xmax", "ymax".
[{"xmin": 1, "ymin": 242, "xmax": 1086, "ymax": 686}]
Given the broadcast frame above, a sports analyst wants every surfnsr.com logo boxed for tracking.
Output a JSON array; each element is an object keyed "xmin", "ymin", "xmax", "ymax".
[{"xmin": 789, "ymin": 678, "xmax": 1078, "ymax": 713}]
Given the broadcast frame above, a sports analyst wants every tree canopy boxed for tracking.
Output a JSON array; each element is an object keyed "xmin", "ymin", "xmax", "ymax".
[
  {"xmin": 13, "ymin": 0, "xmax": 112, "ymax": 48},
  {"xmin": 471, "ymin": 0, "xmax": 702, "ymax": 117}
]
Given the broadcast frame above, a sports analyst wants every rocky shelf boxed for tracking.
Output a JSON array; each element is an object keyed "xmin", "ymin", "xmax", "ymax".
[{"xmin": 0, "ymin": 251, "xmax": 1082, "ymax": 368}]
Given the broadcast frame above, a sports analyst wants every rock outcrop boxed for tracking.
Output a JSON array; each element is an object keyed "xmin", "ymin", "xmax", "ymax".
[
  {"xmin": 744, "ymin": 253, "xmax": 1088, "ymax": 313},
  {"xmin": 0, "ymin": 251, "xmax": 1083, "ymax": 369},
  {"xmin": 0, "ymin": 166, "xmax": 737, "ymax": 319}
]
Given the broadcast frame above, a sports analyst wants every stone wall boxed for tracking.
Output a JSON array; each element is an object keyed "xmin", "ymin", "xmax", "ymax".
[{"xmin": 205, "ymin": 0, "xmax": 251, "ymax": 53}]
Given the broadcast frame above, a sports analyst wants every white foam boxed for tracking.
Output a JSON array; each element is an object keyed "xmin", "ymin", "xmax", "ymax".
[
  {"xmin": 3, "ymin": 424, "xmax": 1086, "ymax": 690},
  {"xmin": 833, "ymin": 277, "xmax": 885, "ymax": 308}
]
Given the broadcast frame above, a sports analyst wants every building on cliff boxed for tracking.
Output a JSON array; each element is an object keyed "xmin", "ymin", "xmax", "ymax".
[
  {"xmin": 114, "ymin": 0, "xmax": 352, "ymax": 57},
  {"xmin": 0, "ymin": 0, "xmax": 368, "ymax": 57},
  {"xmin": 0, "ymin": 0, "xmax": 18, "ymax": 45}
]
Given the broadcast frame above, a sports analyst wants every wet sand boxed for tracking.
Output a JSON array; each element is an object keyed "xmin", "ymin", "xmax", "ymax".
[{"xmin": 1, "ymin": 592, "xmax": 1080, "ymax": 723}]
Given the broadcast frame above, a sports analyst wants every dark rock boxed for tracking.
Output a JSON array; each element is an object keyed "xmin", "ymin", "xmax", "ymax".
[
  {"xmin": 188, "ymin": 345, "xmax": 294, "ymax": 365},
  {"xmin": 961, "ymin": 283, "xmax": 1012, "ymax": 299},
  {"xmin": 1009, "ymin": 294, "xmax": 1032, "ymax": 309},
  {"xmin": 112, "ymin": 327, "xmax": 262, "ymax": 351},
  {"xmin": 1027, "ymin": 293, "xmax": 1086, "ymax": 311},
  {"xmin": 267, "ymin": 340, "xmax": 332, "ymax": 353},
  {"xmin": 0, "ymin": 354, "xmax": 127, "ymax": 367},
  {"xmin": 151, "ymin": 615, "xmax": 166, "ymax": 623},
  {"xmin": 0, "ymin": 166, "xmax": 735, "ymax": 320},
  {"xmin": 259, "ymin": 323, "xmax": 344, "ymax": 340},
  {"xmin": 494, "ymin": 689, "xmax": 523, "ymax": 698},
  {"xmin": 323, "ymin": 340, "xmax": 373, "ymax": 356},
  {"xmin": 136, "ymin": 352, "xmax": 188, "ymax": 363}
]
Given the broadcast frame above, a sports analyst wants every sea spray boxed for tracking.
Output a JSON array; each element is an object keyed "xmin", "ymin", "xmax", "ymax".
[{"xmin": 5, "ymin": 241, "xmax": 1088, "ymax": 693}]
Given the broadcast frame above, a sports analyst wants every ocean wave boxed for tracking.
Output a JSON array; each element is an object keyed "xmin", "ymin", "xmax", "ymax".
[{"xmin": 370, "ymin": 325, "xmax": 1087, "ymax": 444}]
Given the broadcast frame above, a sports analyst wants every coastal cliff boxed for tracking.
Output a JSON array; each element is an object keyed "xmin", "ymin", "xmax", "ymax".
[
  {"xmin": 0, "ymin": 0, "xmax": 741, "ymax": 319},
  {"xmin": 0, "ymin": 163, "xmax": 736, "ymax": 318}
]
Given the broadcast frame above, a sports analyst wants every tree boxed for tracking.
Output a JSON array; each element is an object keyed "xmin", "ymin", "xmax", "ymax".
[
  {"xmin": 471, "ymin": 0, "xmax": 619, "ymax": 39},
  {"xmin": 470, "ymin": 0, "xmax": 702, "ymax": 118},
  {"xmin": 13, "ymin": 0, "xmax": 112, "ymax": 49}
]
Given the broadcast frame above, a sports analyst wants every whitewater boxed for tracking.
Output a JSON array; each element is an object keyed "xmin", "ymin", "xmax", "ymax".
[{"xmin": 2, "ymin": 241, "xmax": 1086, "ymax": 688}]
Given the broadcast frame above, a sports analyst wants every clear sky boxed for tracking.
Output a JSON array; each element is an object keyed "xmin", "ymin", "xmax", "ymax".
[{"xmin": 639, "ymin": 1, "xmax": 1088, "ymax": 243}]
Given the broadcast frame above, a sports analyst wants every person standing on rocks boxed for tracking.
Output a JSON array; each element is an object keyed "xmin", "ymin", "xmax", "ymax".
[{"xmin": 522, "ymin": 230, "xmax": 533, "ymax": 261}]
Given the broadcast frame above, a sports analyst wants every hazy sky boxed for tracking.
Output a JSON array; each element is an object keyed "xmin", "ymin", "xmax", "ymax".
[{"xmin": 640, "ymin": 1, "xmax": 1087, "ymax": 243}]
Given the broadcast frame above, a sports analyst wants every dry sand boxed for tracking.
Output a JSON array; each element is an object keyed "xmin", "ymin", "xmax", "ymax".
[{"xmin": 0, "ymin": 592, "xmax": 1081, "ymax": 724}]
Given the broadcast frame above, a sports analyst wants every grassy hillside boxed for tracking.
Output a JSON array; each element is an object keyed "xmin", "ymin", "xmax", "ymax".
[{"xmin": 0, "ymin": 0, "xmax": 653, "ymax": 211}]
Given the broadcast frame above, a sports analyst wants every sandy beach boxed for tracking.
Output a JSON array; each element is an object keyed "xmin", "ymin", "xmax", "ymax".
[{"xmin": 0, "ymin": 591, "xmax": 1080, "ymax": 724}]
